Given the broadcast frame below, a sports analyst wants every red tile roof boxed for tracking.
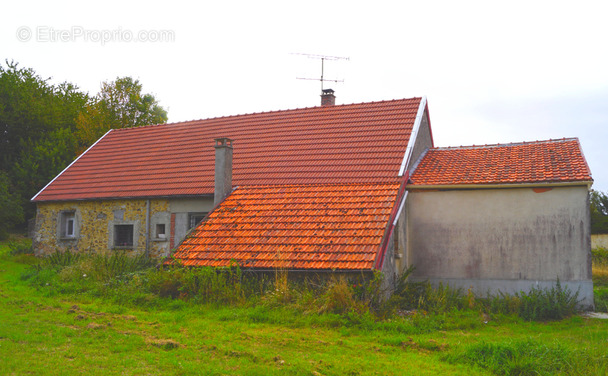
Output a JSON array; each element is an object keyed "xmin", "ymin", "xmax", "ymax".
[
  {"xmin": 409, "ymin": 138, "xmax": 592, "ymax": 187},
  {"xmin": 170, "ymin": 183, "xmax": 401, "ymax": 270},
  {"xmin": 33, "ymin": 98, "xmax": 422, "ymax": 201}
]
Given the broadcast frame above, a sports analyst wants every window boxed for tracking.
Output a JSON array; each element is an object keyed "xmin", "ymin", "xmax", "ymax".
[
  {"xmin": 114, "ymin": 224, "xmax": 134, "ymax": 248},
  {"xmin": 188, "ymin": 212, "xmax": 207, "ymax": 230},
  {"xmin": 156, "ymin": 223, "xmax": 166, "ymax": 239},
  {"xmin": 60, "ymin": 211, "xmax": 76, "ymax": 239}
]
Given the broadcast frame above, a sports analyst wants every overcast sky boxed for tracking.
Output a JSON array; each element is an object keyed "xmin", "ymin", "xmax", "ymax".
[{"xmin": 2, "ymin": 0, "xmax": 607, "ymax": 191}]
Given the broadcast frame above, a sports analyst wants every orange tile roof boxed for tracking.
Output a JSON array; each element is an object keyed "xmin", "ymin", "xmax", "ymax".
[
  {"xmin": 33, "ymin": 98, "xmax": 422, "ymax": 201},
  {"xmin": 170, "ymin": 183, "xmax": 401, "ymax": 270},
  {"xmin": 409, "ymin": 138, "xmax": 592, "ymax": 186}
]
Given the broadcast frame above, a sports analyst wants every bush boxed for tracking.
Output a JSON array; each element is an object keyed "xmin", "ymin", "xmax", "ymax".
[
  {"xmin": 8, "ymin": 239, "xmax": 32, "ymax": 255},
  {"xmin": 594, "ymin": 287, "xmax": 608, "ymax": 313},
  {"xmin": 389, "ymin": 267, "xmax": 467, "ymax": 314},
  {"xmin": 592, "ymin": 247, "xmax": 608, "ymax": 265},
  {"xmin": 146, "ymin": 264, "xmax": 245, "ymax": 305},
  {"xmin": 516, "ymin": 280, "xmax": 580, "ymax": 321}
]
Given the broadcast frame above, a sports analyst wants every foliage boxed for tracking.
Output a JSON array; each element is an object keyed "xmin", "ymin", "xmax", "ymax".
[
  {"xmin": 515, "ymin": 280, "xmax": 580, "ymax": 321},
  {"xmin": 592, "ymin": 247, "xmax": 608, "ymax": 265},
  {"xmin": 0, "ymin": 61, "xmax": 168, "ymax": 226},
  {"xmin": 0, "ymin": 171, "xmax": 23, "ymax": 239},
  {"xmin": 388, "ymin": 267, "xmax": 469, "ymax": 314},
  {"xmin": 444, "ymin": 340, "xmax": 588, "ymax": 376},
  {"xmin": 8, "ymin": 238, "xmax": 32, "ymax": 255},
  {"xmin": 75, "ymin": 76, "xmax": 168, "ymax": 151},
  {"xmin": 590, "ymin": 190, "xmax": 608, "ymax": 234},
  {"xmin": 0, "ymin": 61, "xmax": 88, "ymax": 222}
]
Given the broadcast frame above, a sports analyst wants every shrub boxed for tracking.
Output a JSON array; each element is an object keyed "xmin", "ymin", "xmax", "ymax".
[
  {"xmin": 389, "ymin": 267, "xmax": 467, "ymax": 314},
  {"xmin": 8, "ymin": 239, "xmax": 32, "ymax": 255},
  {"xmin": 145, "ymin": 264, "xmax": 245, "ymax": 304},
  {"xmin": 594, "ymin": 287, "xmax": 608, "ymax": 313},
  {"xmin": 592, "ymin": 247, "xmax": 608, "ymax": 264},
  {"xmin": 38, "ymin": 249, "xmax": 82, "ymax": 271},
  {"xmin": 516, "ymin": 279, "xmax": 580, "ymax": 321}
]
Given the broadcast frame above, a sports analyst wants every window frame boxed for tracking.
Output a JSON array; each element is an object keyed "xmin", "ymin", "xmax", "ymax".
[
  {"xmin": 188, "ymin": 212, "xmax": 207, "ymax": 231},
  {"xmin": 59, "ymin": 210, "xmax": 77, "ymax": 240},
  {"xmin": 155, "ymin": 223, "xmax": 167, "ymax": 239},
  {"xmin": 113, "ymin": 224, "xmax": 135, "ymax": 249}
]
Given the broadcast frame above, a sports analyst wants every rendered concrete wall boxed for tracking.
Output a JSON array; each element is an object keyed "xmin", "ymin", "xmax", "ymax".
[
  {"xmin": 394, "ymin": 110, "xmax": 433, "ymax": 274},
  {"xmin": 169, "ymin": 197, "xmax": 215, "ymax": 249},
  {"xmin": 34, "ymin": 196, "xmax": 214, "ymax": 258},
  {"xmin": 406, "ymin": 186, "xmax": 594, "ymax": 308}
]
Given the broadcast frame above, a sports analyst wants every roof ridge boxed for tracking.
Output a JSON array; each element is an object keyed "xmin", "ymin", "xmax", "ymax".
[
  {"xmin": 432, "ymin": 137, "xmax": 579, "ymax": 151},
  {"xmin": 111, "ymin": 97, "xmax": 423, "ymax": 132}
]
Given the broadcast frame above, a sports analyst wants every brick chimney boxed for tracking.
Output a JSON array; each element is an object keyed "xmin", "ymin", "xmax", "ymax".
[
  {"xmin": 321, "ymin": 89, "xmax": 335, "ymax": 106},
  {"xmin": 214, "ymin": 138, "xmax": 233, "ymax": 206}
]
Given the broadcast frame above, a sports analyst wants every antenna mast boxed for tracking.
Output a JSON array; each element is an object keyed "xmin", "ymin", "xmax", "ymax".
[{"xmin": 292, "ymin": 53, "xmax": 350, "ymax": 93}]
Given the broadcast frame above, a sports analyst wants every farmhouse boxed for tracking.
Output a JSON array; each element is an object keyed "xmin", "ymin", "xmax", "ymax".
[{"xmin": 31, "ymin": 93, "xmax": 594, "ymax": 306}]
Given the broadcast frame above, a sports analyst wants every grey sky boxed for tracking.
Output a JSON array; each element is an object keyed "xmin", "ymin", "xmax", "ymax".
[{"xmin": 2, "ymin": 0, "xmax": 607, "ymax": 191}]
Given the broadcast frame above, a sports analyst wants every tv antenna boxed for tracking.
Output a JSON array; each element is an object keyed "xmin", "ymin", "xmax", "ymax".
[{"xmin": 292, "ymin": 53, "xmax": 350, "ymax": 92}]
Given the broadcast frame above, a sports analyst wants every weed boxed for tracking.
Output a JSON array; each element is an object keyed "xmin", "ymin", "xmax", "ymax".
[
  {"xmin": 594, "ymin": 286, "xmax": 608, "ymax": 312},
  {"xmin": 444, "ymin": 339, "xmax": 597, "ymax": 376},
  {"xmin": 593, "ymin": 247, "xmax": 608, "ymax": 285},
  {"xmin": 8, "ymin": 239, "xmax": 32, "ymax": 255},
  {"xmin": 516, "ymin": 279, "xmax": 580, "ymax": 321}
]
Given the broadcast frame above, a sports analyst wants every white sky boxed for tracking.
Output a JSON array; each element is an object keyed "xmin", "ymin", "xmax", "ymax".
[{"xmin": 2, "ymin": 0, "xmax": 607, "ymax": 191}]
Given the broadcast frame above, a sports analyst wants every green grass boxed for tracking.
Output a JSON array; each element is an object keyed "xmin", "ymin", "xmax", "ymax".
[
  {"xmin": 593, "ymin": 247, "xmax": 608, "ymax": 312},
  {"xmin": 1, "ymin": 240, "xmax": 607, "ymax": 375}
]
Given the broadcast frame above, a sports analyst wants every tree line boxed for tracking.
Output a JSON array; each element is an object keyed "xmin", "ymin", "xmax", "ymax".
[{"xmin": 0, "ymin": 60, "xmax": 167, "ymax": 239}]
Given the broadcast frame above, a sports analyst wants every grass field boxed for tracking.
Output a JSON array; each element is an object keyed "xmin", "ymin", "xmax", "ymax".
[{"xmin": 1, "ymin": 240, "xmax": 607, "ymax": 375}]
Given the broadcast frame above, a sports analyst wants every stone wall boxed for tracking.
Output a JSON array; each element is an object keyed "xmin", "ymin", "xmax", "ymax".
[{"xmin": 33, "ymin": 197, "xmax": 214, "ymax": 258}]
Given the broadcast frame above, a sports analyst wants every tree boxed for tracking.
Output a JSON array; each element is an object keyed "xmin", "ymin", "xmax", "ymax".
[
  {"xmin": 1, "ymin": 61, "xmax": 89, "ymax": 225},
  {"xmin": 0, "ymin": 62, "xmax": 169, "ymax": 231},
  {"xmin": 0, "ymin": 61, "xmax": 87, "ymax": 171},
  {"xmin": 0, "ymin": 171, "xmax": 23, "ymax": 239},
  {"xmin": 590, "ymin": 190, "xmax": 608, "ymax": 234},
  {"xmin": 75, "ymin": 77, "xmax": 168, "ymax": 151}
]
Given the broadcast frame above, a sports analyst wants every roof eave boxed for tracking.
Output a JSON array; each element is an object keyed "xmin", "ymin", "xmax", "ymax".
[{"xmin": 34, "ymin": 193, "xmax": 215, "ymax": 203}]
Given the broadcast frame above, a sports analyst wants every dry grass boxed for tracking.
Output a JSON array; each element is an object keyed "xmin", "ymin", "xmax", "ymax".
[
  {"xmin": 593, "ymin": 263, "xmax": 608, "ymax": 284},
  {"xmin": 592, "ymin": 247, "xmax": 608, "ymax": 285}
]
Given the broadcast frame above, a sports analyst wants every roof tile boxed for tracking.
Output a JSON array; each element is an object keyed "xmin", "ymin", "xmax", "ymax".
[
  {"xmin": 34, "ymin": 98, "xmax": 420, "ymax": 201},
  {"xmin": 170, "ymin": 183, "xmax": 401, "ymax": 270},
  {"xmin": 409, "ymin": 138, "xmax": 592, "ymax": 186}
]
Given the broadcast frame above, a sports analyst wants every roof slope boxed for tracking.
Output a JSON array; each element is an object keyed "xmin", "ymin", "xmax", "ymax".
[
  {"xmin": 171, "ymin": 183, "xmax": 400, "ymax": 270},
  {"xmin": 409, "ymin": 138, "xmax": 592, "ymax": 186},
  {"xmin": 33, "ymin": 98, "xmax": 422, "ymax": 201}
]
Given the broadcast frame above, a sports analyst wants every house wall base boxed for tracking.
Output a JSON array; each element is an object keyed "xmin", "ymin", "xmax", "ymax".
[{"xmin": 410, "ymin": 277, "xmax": 595, "ymax": 310}]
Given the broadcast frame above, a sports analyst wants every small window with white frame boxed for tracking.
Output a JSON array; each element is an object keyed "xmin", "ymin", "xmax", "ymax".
[
  {"xmin": 156, "ymin": 223, "xmax": 166, "ymax": 239},
  {"xmin": 59, "ymin": 211, "xmax": 76, "ymax": 239}
]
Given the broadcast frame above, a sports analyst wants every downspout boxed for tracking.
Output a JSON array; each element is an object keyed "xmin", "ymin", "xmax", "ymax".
[{"xmin": 145, "ymin": 199, "xmax": 150, "ymax": 257}]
